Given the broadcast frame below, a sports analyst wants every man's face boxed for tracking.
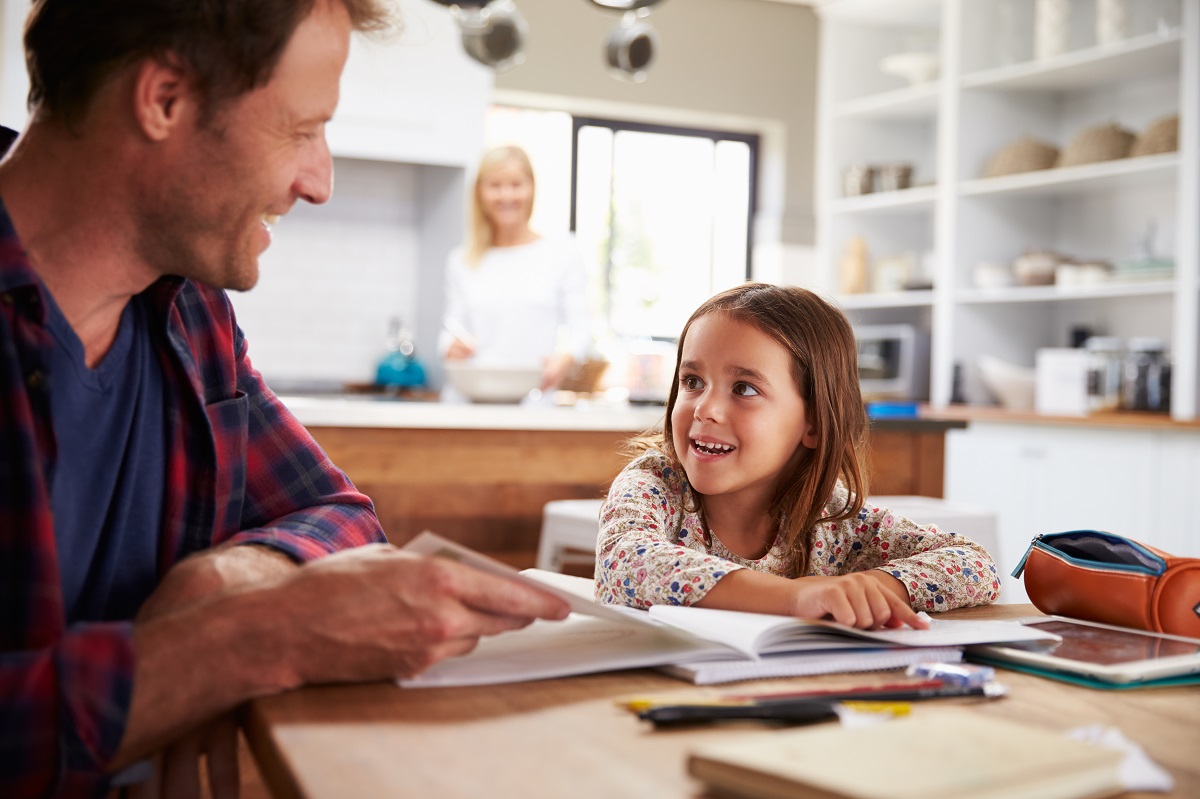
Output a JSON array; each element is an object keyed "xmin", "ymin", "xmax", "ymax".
[{"xmin": 136, "ymin": 0, "xmax": 352, "ymax": 291}]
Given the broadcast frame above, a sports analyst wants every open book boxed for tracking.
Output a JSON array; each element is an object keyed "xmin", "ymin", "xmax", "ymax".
[{"xmin": 398, "ymin": 532, "xmax": 1058, "ymax": 687}]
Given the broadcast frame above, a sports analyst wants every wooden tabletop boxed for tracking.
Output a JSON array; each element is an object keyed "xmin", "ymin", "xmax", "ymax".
[{"xmin": 244, "ymin": 604, "xmax": 1200, "ymax": 799}]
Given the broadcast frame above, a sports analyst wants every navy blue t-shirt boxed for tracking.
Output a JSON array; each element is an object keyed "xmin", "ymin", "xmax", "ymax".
[{"xmin": 45, "ymin": 287, "xmax": 167, "ymax": 622}]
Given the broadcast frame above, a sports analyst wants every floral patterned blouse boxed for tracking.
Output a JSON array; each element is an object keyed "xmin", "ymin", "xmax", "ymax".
[{"xmin": 594, "ymin": 450, "xmax": 1001, "ymax": 612}]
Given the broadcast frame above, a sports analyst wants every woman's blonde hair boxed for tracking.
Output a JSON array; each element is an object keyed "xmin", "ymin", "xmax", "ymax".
[
  {"xmin": 629, "ymin": 282, "xmax": 869, "ymax": 575},
  {"xmin": 465, "ymin": 145, "xmax": 536, "ymax": 266}
]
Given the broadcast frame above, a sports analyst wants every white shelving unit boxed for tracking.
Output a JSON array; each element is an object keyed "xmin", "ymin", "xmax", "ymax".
[{"xmin": 814, "ymin": 0, "xmax": 1199, "ymax": 420}]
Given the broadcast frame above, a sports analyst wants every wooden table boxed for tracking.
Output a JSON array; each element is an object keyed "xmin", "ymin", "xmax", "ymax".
[{"xmin": 243, "ymin": 604, "xmax": 1200, "ymax": 798}]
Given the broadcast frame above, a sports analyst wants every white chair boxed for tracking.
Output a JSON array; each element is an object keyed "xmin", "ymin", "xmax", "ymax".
[{"xmin": 536, "ymin": 498, "xmax": 605, "ymax": 572}]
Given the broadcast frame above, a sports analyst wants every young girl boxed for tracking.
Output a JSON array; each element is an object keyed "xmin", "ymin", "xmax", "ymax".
[{"xmin": 595, "ymin": 283, "xmax": 999, "ymax": 629}]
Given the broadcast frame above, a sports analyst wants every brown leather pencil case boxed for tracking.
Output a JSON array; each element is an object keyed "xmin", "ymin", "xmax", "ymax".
[{"xmin": 1013, "ymin": 530, "xmax": 1200, "ymax": 639}]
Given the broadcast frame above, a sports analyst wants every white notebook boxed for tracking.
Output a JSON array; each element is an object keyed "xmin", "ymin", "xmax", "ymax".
[{"xmin": 660, "ymin": 646, "xmax": 965, "ymax": 685}]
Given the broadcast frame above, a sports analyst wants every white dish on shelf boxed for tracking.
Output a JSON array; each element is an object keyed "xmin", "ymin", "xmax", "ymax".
[
  {"xmin": 444, "ymin": 363, "xmax": 542, "ymax": 403},
  {"xmin": 978, "ymin": 355, "xmax": 1036, "ymax": 411},
  {"xmin": 879, "ymin": 51, "xmax": 940, "ymax": 85}
]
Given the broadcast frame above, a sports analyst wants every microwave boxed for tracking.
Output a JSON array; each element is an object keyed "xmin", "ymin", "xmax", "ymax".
[{"xmin": 853, "ymin": 324, "xmax": 930, "ymax": 401}]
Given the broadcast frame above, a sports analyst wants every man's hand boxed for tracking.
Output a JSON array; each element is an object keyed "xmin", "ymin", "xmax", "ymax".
[
  {"xmin": 787, "ymin": 572, "xmax": 928, "ymax": 630},
  {"xmin": 116, "ymin": 542, "xmax": 569, "ymax": 778},
  {"xmin": 279, "ymin": 544, "xmax": 571, "ymax": 683}
]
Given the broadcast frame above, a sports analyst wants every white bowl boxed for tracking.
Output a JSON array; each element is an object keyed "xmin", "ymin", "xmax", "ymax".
[
  {"xmin": 978, "ymin": 355, "xmax": 1036, "ymax": 411},
  {"xmin": 444, "ymin": 363, "xmax": 542, "ymax": 403},
  {"xmin": 879, "ymin": 51, "xmax": 940, "ymax": 85}
]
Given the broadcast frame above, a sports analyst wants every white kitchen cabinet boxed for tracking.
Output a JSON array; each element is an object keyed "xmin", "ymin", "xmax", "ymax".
[
  {"xmin": 814, "ymin": 0, "xmax": 1200, "ymax": 420},
  {"xmin": 944, "ymin": 421, "xmax": 1196, "ymax": 603},
  {"xmin": 328, "ymin": 0, "xmax": 492, "ymax": 168}
]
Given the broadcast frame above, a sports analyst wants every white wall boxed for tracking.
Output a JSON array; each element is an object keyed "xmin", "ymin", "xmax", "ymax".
[{"xmin": 229, "ymin": 158, "xmax": 422, "ymax": 385}]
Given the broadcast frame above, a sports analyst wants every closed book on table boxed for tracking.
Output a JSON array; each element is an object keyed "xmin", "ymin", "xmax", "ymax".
[{"xmin": 688, "ymin": 710, "xmax": 1122, "ymax": 799}]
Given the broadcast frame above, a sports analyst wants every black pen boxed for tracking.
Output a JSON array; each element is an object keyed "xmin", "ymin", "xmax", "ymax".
[{"xmin": 639, "ymin": 698, "xmax": 841, "ymax": 727}]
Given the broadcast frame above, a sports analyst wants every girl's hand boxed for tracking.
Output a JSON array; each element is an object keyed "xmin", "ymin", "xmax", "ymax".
[{"xmin": 788, "ymin": 572, "xmax": 929, "ymax": 630}]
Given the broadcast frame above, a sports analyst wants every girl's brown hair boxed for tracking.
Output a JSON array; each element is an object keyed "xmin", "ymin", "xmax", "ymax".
[
  {"xmin": 632, "ymin": 282, "xmax": 869, "ymax": 575},
  {"xmin": 465, "ymin": 145, "xmax": 535, "ymax": 267}
]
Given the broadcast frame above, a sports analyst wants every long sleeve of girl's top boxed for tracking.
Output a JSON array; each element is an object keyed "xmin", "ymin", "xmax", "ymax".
[
  {"xmin": 812, "ymin": 486, "xmax": 1002, "ymax": 611},
  {"xmin": 595, "ymin": 451, "xmax": 746, "ymax": 608}
]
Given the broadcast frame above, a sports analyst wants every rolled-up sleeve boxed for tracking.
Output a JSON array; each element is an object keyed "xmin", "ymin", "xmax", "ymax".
[{"xmin": 225, "ymin": 325, "xmax": 385, "ymax": 560}]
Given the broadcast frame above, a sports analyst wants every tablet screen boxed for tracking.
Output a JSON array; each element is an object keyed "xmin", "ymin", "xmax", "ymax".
[{"xmin": 1025, "ymin": 619, "xmax": 1200, "ymax": 665}]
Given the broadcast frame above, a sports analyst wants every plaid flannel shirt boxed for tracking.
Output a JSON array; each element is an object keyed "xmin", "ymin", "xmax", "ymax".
[{"xmin": 0, "ymin": 201, "xmax": 386, "ymax": 797}]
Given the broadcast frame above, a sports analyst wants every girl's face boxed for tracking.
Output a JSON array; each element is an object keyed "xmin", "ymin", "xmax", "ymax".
[
  {"xmin": 671, "ymin": 313, "xmax": 817, "ymax": 510},
  {"xmin": 478, "ymin": 161, "xmax": 534, "ymax": 231}
]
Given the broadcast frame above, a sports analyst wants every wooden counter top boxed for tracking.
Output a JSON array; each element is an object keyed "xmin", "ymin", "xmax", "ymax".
[
  {"xmin": 922, "ymin": 404, "xmax": 1200, "ymax": 431},
  {"xmin": 281, "ymin": 395, "xmax": 971, "ymax": 434}
]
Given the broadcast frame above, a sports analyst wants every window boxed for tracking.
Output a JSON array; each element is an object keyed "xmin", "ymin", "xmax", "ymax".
[{"xmin": 485, "ymin": 107, "xmax": 758, "ymax": 343}]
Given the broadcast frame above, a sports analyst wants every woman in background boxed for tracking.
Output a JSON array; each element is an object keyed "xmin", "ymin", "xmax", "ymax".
[{"xmin": 442, "ymin": 145, "xmax": 591, "ymax": 391}]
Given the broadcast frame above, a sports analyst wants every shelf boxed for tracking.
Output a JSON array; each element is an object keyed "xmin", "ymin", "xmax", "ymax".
[
  {"xmin": 829, "ymin": 184, "xmax": 938, "ymax": 215},
  {"xmin": 958, "ymin": 152, "xmax": 1179, "ymax": 200},
  {"xmin": 961, "ymin": 31, "xmax": 1182, "ymax": 93},
  {"xmin": 835, "ymin": 83, "xmax": 939, "ymax": 120},
  {"xmin": 837, "ymin": 290, "xmax": 934, "ymax": 310},
  {"xmin": 956, "ymin": 279, "xmax": 1176, "ymax": 305}
]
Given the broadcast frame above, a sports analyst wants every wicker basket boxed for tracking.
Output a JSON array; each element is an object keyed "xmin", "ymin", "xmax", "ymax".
[
  {"xmin": 1057, "ymin": 122, "xmax": 1134, "ymax": 167},
  {"xmin": 983, "ymin": 136, "xmax": 1059, "ymax": 178},
  {"xmin": 1131, "ymin": 114, "xmax": 1179, "ymax": 158},
  {"xmin": 558, "ymin": 358, "xmax": 610, "ymax": 394}
]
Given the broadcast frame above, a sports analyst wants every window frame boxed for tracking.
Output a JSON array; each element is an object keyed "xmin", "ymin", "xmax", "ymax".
[{"xmin": 567, "ymin": 115, "xmax": 760, "ymax": 283}]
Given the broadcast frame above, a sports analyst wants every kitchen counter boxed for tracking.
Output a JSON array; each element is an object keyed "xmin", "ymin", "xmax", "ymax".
[
  {"xmin": 279, "ymin": 395, "xmax": 666, "ymax": 432},
  {"xmin": 922, "ymin": 404, "xmax": 1200, "ymax": 430}
]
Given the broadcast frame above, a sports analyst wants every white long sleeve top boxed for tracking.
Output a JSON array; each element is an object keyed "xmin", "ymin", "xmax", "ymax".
[{"xmin": 440, "ymin": 236, "xmax": 592, "ymax": 366}]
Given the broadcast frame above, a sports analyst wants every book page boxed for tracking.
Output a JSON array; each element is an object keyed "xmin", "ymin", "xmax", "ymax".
[
  {"xmin": 648, "ymin": 604, "xmax": 1061, "ymax": 655},
  {"xmin": 399, "ymin": 612, "xmax": 732, "ymax": 687}
]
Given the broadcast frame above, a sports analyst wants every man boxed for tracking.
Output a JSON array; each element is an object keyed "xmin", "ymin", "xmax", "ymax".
[{"xmin": 0, "ymin": 1, "xmax": 570, "ymax": 796}]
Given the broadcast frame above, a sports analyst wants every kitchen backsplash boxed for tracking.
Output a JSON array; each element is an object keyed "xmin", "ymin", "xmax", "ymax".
[{"xmin": 229, "ymin": 157, "xmax": 423, "ymax": 385}]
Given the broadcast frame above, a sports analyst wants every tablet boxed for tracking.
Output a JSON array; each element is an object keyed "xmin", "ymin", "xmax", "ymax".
[{"xmin": 968, "ymin": 616, "xmax": 1200, "ymax": 685}]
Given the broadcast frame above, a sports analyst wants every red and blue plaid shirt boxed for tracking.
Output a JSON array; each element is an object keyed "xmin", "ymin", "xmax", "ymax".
[{"xmin": 0, "ymin": 201, "xmax": 386, "ymax": 797}]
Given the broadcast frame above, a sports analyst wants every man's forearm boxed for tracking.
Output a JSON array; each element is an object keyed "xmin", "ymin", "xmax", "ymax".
[
  {"xmin": 111, "ymin": 544, "xmax": 301, "ymax": 768},
  {"xmin": 112, "ymin": 576, "xmax": 301, "ymax": 770},
  {"xmin": 136, "ymin": 543, "xmax": 298, "ymax": 622}
]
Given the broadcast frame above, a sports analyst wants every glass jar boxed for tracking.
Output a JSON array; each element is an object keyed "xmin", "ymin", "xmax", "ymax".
[
  {"xmin": 1121, "ymin": 337, "xmax": 1171, "ymax": 413},
  {"xmin": 1085, "ymin": 336, "xmax": 1123, "ymax": 412}
]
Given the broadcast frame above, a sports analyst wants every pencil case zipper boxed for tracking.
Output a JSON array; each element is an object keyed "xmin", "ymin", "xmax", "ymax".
[{"xmin": 1011, "ymin": 531, "xmax": 1167, "ymax": 579}]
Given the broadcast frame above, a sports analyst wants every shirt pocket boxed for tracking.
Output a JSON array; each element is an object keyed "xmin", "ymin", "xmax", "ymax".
[{"xmin": 204, "ymin": 391, "xmax": 248, "ymax": 539}]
